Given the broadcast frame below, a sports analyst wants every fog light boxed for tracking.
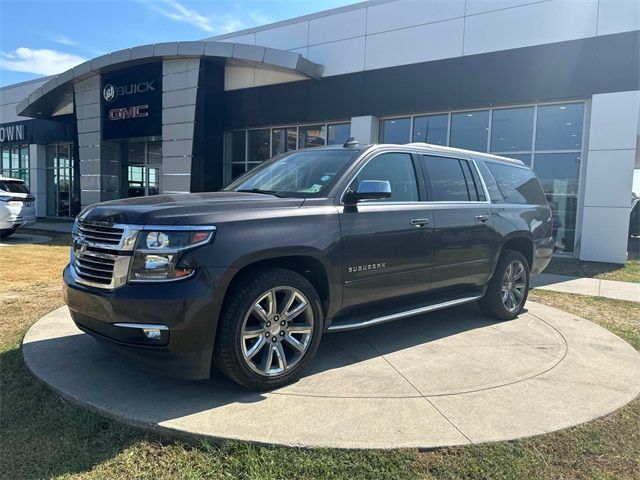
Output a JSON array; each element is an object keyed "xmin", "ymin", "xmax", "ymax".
[{"xmin": 143, "ymin": 328, "xmax": 162, "ymax": 340}]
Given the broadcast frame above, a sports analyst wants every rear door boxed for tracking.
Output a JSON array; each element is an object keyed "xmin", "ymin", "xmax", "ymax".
[
  {"xmin": 419, "ymin": 154, "xmax": 499, "ymax": 291},
  {"xmin": 338, "ymin": 151, "xmax": 434, "ymax": 310}
]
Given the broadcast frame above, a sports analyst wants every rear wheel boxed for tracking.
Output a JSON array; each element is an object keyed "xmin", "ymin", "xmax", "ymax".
[
  {"xmin": 0, "ymin": 228, "xmax": 16, "ymax": 239},
  {"xmin": 479, "ymin": 250, "xmax": 529, "ymax": 320},
  {"xmin": 214, "ymin": 268, "xmax": 323, "ymax": 390}
]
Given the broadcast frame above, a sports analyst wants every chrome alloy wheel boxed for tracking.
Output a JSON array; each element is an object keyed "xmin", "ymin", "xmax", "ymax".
[
  {"xmin": 501, "ymin": 260, "xmax": 527, "ymax": 313},
  {"xmin": 240, "ymin": 286, "xmax": 314, "ymax": 377}
]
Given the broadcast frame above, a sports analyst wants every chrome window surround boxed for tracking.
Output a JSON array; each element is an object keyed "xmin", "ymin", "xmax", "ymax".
[
  {"xmin": 70, "ymin": 222, "xmax": 216, "ymax": 290},
  {"xmin": 339, "ymin": 148, "xmax": 491, "ymax": 206}
]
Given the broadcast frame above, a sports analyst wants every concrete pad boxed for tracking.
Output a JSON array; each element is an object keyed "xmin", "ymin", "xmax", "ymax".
[
  {"xmin": 599, "ymin": 279, "xmax": 640, "ymax": 302},
  {"xmin": 22, "ymin": 302, "xmax": 640, "ymax": 449},
  {"xmin": 0, "ymin": 233, "xmax": 51, "ymax": 246}
]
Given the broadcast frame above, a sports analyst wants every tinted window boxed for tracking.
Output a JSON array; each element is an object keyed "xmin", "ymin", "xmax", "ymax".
[
  {"xmin": 486, "ymin": 162, "xmax": 547, "ymax": 205},
  {"xmin": 0, "ymin": 180, "xmax": 29, "ymax": 194},
  {"xmin": 421, "ymin": 155, "xmax": 477, "ymax": 202},
  {"xmin": 327, "ymin": 123, "xmax": 350, "ymax": 145},
  {"xmin": 247, "ymin": 129, "xmax": 270, "ymax": 162},
  {"xmin": 535, "ymin": 103, "xmax": 584, "ymax": 150},
  {"xmin": 450, "ymin": 110, "xmax": 489, "ymax": 152},
  {"xmin": 352, "ymin": 152, "xmax": 418, "ymax": 202},
  {"xmin": 299, "ymin": 125, "xmax": 327, "ymax": 148},
  {"xmin": 380, "ymin": 118, "xmax": 411, "ymax": 144},
  {"xmin": 412, "ymin": 114, "xmax": 448, "ymax": 146},
  {"xmin": 490, "ymin": 107, "xmax": 534, "ymax": 152},
  {"xmin": 476, "ymin": 160, "xmax": 504, "ymax": 203}
]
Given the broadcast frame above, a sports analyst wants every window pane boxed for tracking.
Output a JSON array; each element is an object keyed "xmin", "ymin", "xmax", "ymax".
[
  {"xmin": 380, "ymin": 118, "xmax": 410, "ymax": 144},
  {"xmin": 450, "ymin": 110, "xmax": 489, "ymax": 152},
  {"xmin": 224, "ymin": 163, "xmax": 246, "ymax": 184},
  {"xmin": 225, "ymin": 131, "xmax": 246, "ymax": 164},
  {"xmin": 490, "ymin": 107, "xmax": 534, "ymax": 152},
  {"xmin": 535, "ymin": 103, "xmax": 584, "ymax": 150},
  {"xmin": 534, "ymin": 152, "xmax": 580, "ymax": 253},
  {"xmin": 533, "ymin": 152, "xmax": 581, "ymax": 196},
  {"xmin": 412, "ymin": 114, "xmax": 448, "ymax": 146},
  {"xmin": 486, "ymin": 162, "xmax": 546, "ymax": 205},
  {"xmin": 247, "ymin": 129, "xmax": 271, "ymax": 162},
  {"xmin": 327, "ymin": 123, "xmax": 350, "ymax": 145},
  {"xmin": 299, "ymin": 125, "xmax": 326, "ymax": 148},
  {"xmin": 421, "ymin": 155, "xmax": 470, "ymax": 202},
  {"xmin": 272, "ymin": 128, "xmax": 297, "ymax": 156},
  {"xmin": 353, "ymin": 152, "xmax": 418, "ymax": 202}
]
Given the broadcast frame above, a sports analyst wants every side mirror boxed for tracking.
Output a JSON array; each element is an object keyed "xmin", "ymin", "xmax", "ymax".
[{"xmin": 344, "ymin": 180, "xmax": 392, "ymax": 205}]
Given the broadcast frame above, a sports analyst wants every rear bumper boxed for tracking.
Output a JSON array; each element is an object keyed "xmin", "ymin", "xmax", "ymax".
[
  {"xmin": 0, "ymin": 214, "xmax": 36, "ymax": 230},
  {"xmin": 531, "ymin": 237, "xmax": 554, "ymax": 276},
  {"xmin": 63, "ymin": 264, "xmax": 232, "ymax": 380}
]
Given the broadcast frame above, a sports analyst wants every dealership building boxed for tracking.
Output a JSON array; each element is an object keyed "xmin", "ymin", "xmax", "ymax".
[{"xmin": 0, "ymin": 0, "xmax": 638, "ymax": 263}]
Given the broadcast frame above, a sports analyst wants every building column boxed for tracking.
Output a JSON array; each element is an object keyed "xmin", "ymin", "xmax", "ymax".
[
  {"xmin": 579, "ymin": 90, "xmax": 640, "ymax": 264},
  {"xmin": 74, "ymin": 75, "xmax": 103, "ymax": 208},
  {"xmin": 29, "ymin": 144, "xmax": 46, "ymax": 217},
  {"xmin": 161, "ymin": 58, "xmax": 200, "ymax": 194},
  {"xmin": 350, "ymin": 115, "xmax": 379, "ymax": 144}
]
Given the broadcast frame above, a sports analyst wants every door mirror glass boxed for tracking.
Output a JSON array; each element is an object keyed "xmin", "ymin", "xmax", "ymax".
[{"xmin": 345, "ymin": 180, "xmax": 392, "ymax": 204}]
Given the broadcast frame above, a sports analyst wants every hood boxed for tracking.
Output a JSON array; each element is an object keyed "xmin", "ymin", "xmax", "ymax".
[{"xmin": 79, "ymin": 192, "xmax": 305, "ymax": 225}]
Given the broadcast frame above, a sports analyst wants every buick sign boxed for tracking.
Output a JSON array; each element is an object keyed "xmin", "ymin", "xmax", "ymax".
[
  {"xmin": 102, "ymin": 81, "xmax": 156, "ymax": 102},
  {"xmin": 103, "ymin": 84, "xmax": 115, "ymax": 102}
]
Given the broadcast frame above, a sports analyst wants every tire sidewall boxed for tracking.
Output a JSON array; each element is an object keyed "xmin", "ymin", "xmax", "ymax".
[
  {"xmin": 219, "ymin": 269, "xmax": 324, "ymax": 389},
  {"xmin": 482, "ymin": 250, "xmax": 530, "ymax": 320}
]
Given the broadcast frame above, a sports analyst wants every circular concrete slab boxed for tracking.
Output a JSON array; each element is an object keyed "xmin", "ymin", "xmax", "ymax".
[
  {"xmin": 0, "ymin": 232, "xmax": 51, "ymax": 246},
  {"xmin": 23, "ymin": 302, "xmax": 640, "ymax": 449}
]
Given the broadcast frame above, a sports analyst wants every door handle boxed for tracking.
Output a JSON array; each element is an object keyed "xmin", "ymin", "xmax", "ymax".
[
  {"xmin": 410, "ymin": 218, "xmax": 430, "ymax": 227},
  {"xmin": 475, "ymin": 214, "xmax": 490, "ymax": 222}
]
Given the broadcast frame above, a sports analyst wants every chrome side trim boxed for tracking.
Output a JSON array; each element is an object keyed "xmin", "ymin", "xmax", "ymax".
[
  {"xmin": 113, "ymin": 323, "xmax": 169, "ymax": 330},
  {"xmin": 327, "ymin": 295, "xmax": 482, "ymax": 332}
]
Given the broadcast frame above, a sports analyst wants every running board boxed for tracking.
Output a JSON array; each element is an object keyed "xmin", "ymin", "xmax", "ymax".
[{"xmin": 327, "ymin": 294, "xmax": 482, "ymax": 332}]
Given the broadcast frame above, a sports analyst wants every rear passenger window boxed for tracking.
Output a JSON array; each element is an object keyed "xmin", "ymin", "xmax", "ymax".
[
  {"xmin": 420, "ymin": 155, "xmax": 481, "ymax": 202},
  {"xmin": 352, "ymin": 152, "xmax": 419, "ymax": 202},
  {"xmin": 485, "ymin": 162, "xmax": 547, "ymax": 205}
]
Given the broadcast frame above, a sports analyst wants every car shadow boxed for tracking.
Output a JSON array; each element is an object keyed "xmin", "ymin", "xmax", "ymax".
[{"xmin": 21, "ymin": 302, "xmax": 507, "ymax": 426}]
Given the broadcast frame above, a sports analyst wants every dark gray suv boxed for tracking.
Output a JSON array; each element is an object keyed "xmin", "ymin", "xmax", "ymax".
[{"xmin": 63, "ymin": 142, "xmax": 553, "ymax": 389}]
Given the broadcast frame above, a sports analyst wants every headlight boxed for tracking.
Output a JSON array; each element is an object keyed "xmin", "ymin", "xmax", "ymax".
[{"xmin": 129, "ymin": 227, "xmax": 215, "ymax": 282}]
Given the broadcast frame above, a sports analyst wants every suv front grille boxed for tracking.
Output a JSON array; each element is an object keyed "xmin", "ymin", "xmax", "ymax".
[
  {"xmin": 74, "ymin": 248, "xmax": 117, "ymax": 285},
  {"xmin": 71, "ymin": 221, "xmax": 140, "ymax": 289},
  {"xmin": 76, "ymin": 222, "xmax": 124, "ymax": 247}
]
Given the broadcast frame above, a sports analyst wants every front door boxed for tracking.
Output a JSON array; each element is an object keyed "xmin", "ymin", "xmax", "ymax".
[
  {"xmin": 125, "ymin": 140, "xmax": 161, "ymax": 197},
  {"xmin": 339, "ymin": 152, "xmax": 434, "ymax": 311}
]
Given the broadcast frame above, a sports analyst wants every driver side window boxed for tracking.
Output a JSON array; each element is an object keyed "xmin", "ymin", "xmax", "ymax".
[{"xmin": 350, "ymin": 152, "xmax": 419, "ymax": 202}]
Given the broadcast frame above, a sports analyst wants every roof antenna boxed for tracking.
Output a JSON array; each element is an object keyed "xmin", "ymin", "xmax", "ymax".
[{"xmin": 343, "ymin": 137, "xmax": 359, "ymax": 148}]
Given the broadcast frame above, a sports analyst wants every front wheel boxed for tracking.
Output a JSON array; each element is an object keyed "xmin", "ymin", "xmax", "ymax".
[
  {"xmin": 214, "ymin": 268, "xmax": 323, "ymax": 390},
  {"xmin": 478, "ymin": 250, "xmax": 529, "ymax": 320}
]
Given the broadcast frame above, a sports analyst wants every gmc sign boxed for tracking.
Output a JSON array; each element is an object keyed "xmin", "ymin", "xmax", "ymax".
[{"xmin": 108, "ymin": 105, "xmax": 149, "ymax": 121}]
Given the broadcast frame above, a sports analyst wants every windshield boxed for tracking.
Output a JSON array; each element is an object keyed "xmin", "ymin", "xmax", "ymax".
[
  {"xmin": 224, "ymin": 149, "xmax": 360, "ymax": 197},
  {"xmin": 0, "ymin": 180, "xmax": 29, "ymax": 194}
]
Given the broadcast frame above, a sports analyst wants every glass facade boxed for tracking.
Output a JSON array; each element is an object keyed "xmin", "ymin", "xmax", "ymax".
[
  {"xmin": 123, "ymin": 140, "xmax": 162, "ymax": 197},
  {"xmin": 378, "ymin": 101, "xmax": 585, "ymax": 253},
  {"xmin": 0, "ymin": 144, "xmax": 29, "ymax": 186},
  {"xmin": 46, "ymin": 143, "xmax": 80, "ymax": 218},
  {"xmin": 224, "ymin": 122, "xmax": 350, "ymax": 184}
]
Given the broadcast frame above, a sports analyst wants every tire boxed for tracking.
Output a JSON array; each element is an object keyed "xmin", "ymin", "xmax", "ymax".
[
  {"xmin": 0, "ymin": 228, "xmax": 16, "ymax": 239},
  {"xmin": 478, "ymin": 250, "xmax": 530, "ymax": 321},
  {"xmin": 214, "ymin": 267, "xmax": 324, "ymax": 390}
]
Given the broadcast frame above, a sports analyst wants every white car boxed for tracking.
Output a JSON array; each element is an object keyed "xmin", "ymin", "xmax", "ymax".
[{"xmin": 0, "ymin": 176, "xmax": 36, "ymax": 238}]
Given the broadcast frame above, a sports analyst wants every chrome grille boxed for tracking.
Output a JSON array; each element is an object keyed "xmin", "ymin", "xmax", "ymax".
[
  {"xmin": 74, "ymin": 248, "xmax": 116, "ymax": 285},
  {"xmin": 76, "ymin": 222, "xmax": 124, "ymax": 247}
]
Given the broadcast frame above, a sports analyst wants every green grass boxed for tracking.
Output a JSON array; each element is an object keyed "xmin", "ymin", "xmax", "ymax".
[
  {"xmin": 544, "ymin": 257, "xmax": 640, "ymax": 283},
  {"xmin": 1, "ymin": 238, "xmax": 639, "ymax": 479}
]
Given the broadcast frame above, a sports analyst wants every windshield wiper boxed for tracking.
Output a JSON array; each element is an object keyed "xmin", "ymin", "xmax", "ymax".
[{"xmin": 236, "ymin": 188, "xmax": 286, "ymax": 198}]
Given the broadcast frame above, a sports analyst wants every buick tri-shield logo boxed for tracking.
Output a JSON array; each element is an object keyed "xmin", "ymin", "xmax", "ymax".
[{"xmin": 103, "ymin": 84, "xmax": 115, "ymax": 102}]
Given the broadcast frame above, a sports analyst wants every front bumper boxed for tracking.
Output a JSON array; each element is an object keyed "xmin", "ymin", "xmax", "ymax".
[{"xmin": 63, "ymin": 264, "xmax": 231, "ymax": 380}]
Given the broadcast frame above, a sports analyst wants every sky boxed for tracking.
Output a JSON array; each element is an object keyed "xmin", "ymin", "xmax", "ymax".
[{"xmin": 0, "ymin": 0, "xmax": 357, "ymax": 87}]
